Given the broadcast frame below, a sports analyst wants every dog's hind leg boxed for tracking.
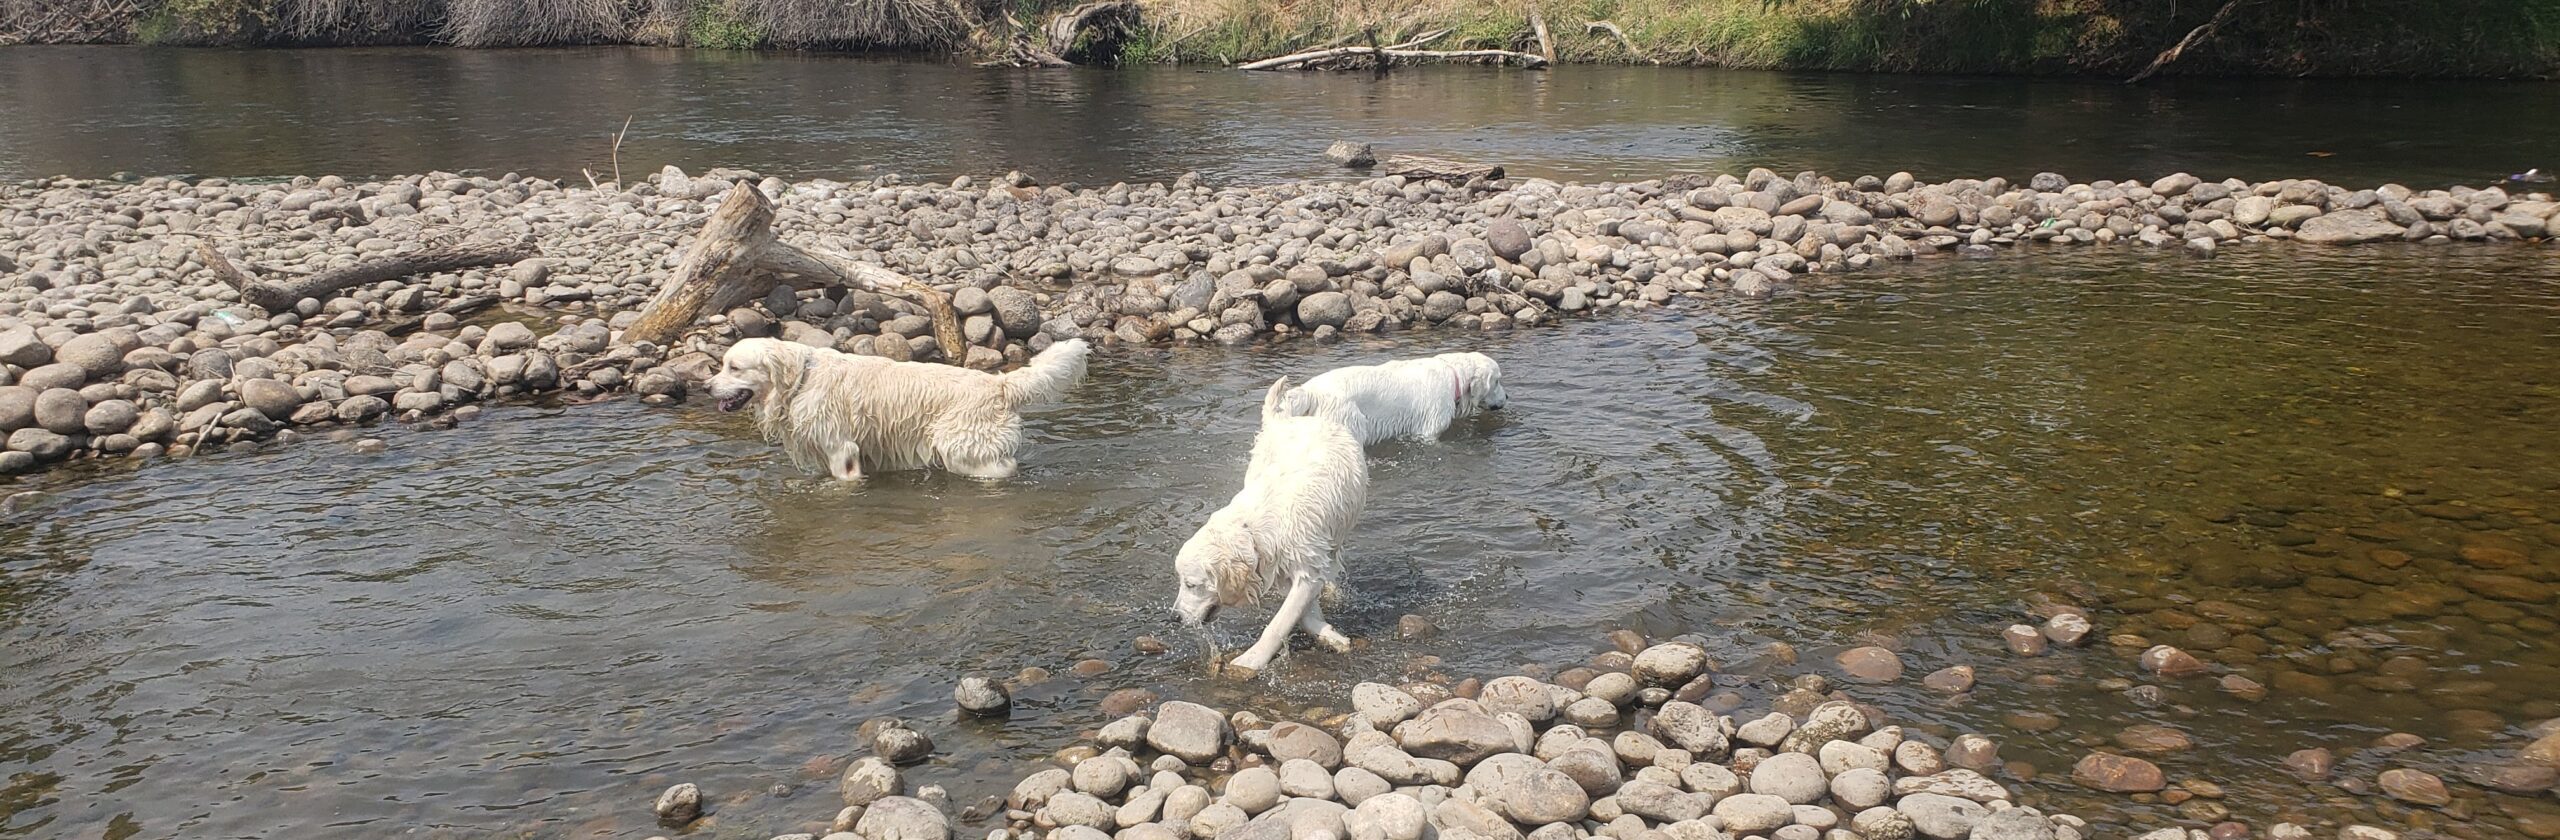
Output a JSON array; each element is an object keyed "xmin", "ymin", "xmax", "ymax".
[
  {"xmin": 935, "ymin": 417, "xmax": 1021, "ymax": 480},
  {"xmin": 1303, "ymin": 551, "xmax": 1352, "ymax": 652},
  {"xmin": 828, "ymin": 441, "xmax": 866, "ymax": 481},
  {"xmin": 1228, "ymin": 574, "xmax": 1321, "ymax": 675},
  {"xmin": 1299, "ymin": 596, "xmax": 1352, "ymax": 653},
  {"xmin": 944, "ymin": 451, "xmax": 1018, "ymax": 480}
]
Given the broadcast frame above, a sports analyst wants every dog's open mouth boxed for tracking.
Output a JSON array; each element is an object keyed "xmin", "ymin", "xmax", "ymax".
[{"xmin": 715, "ymin": 391, "xmax": 751, "ymax": 412}]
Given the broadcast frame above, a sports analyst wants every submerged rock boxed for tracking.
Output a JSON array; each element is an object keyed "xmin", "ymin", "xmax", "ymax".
[
  {"xmin": 2071, "ymin": 753, "xmax": 2166, "ymax": 792},
  {"xmin": 954, "ymin": 677, "xmax": 1011, "ymax": 717}
]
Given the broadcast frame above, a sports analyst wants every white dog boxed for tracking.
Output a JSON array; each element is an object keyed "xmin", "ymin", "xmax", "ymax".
[
  {"xmin": 1278, "ymin": 351, "xmax": 1508, "ymax": 446},
  {"xmin": 1174, "ymin": 377, "xmax": 1369, "ymax": 676},
  {"xmin": 705, "ymin": 337, "xmax": 1089, "ymax": 480}
]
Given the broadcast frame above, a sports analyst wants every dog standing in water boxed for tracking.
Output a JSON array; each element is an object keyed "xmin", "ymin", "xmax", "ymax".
[
  {"xmin": 704, "ymin": 337, "xmax": 1089, "ymax": 480},
  {"xmin": 1278, "ymin": 351, "xmax": 1507, "ymax": 446},
  {"xmin": 1172, "ymin": 377, "xmax": 1369, "ymax": 677}
]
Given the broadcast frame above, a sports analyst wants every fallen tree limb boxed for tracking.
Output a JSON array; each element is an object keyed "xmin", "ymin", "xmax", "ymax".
[
  {"xmin": 201, "ymin": 240, "xmax": 536, "ymax": 312},
  {"xmin": 1385, "ymin": 28, "xmax": 1452, "ymax": 50},
  {"xmin": 380, "ymin": 294, "xmax": 500, "ymax": 337},
  {"xmin": 1379, "ymin": 155, "xmax": 1504, "ymax": 183},
  {"xmin": 978, "ymin": 9, "xmax": 1075, "ymax": 67},
  {"xmin": 622, "ymin": 182, "xmax": 965, "ymax": 362},
  {"xmin": 1237, "ymin": 46, "xmax": 1549, "ymax": 71},
  {"xmin": 1044, "ymin": 0, "xmax": 1138, "ymax": 58},
  {"xmin": 757, "ymin": 245, "xmax": 966, "ymax": 362},
  {"xmin": 2128, "ymin": 0, "xmax": 2247, "ymax": 84},
  {"xmin": 1586, "ymin": 20, "xmax": 1650, "ymax": 63},
  {"xmin": 1528, "ymin": 10, "xmax": 1555, "ymax": 64}
]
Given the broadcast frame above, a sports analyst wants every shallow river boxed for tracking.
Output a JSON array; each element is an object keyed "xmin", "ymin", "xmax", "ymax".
[
  {"xmin": 3, "ymin": 245, "xmax": 2556, "ymax": 839},
  {"xmin": 3, "ymin": 47, "xmax": 2559, "ymax": 186}
]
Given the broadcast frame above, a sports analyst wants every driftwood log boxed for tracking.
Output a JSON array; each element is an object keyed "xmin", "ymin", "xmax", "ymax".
[
  {"xmin": 1045, "ymin": 0, "xmax": 1138, "ymax": 57},
  {"xmin": 984, "ymin": 0, "xmax": 1140, "ymax": 67},
  {"xmin": 1527, "ymin": 10, "xmax": 1555, "ymax": 64},
  {"xmin": 2128, "ymin": 0, "xmax": 2248, "ymax": 83},
  {"xmin": 1586, "ymin": 20, "xmax": 1649, "ymax": 63},
  {"xmin": 200, "ymin": 240, "xmax": 535, "ymax": 312},
  {"xmin": 1379, "ymin": 155, "xmax": 1504, "ymax": 183},
  {"xmin": 622, "ymin": 182, "xmax": 964, "ymax": 361},
  {"xmin": 378, "ymin": 294, "xmax": 500, "ymax": 337},
  {"xmin": 1237, "ymin": 46, "xmax": 1549, "ymax": 71}
]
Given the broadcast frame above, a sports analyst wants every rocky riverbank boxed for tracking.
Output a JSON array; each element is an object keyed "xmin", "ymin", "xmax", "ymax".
[
  {"xmin": 1, "ymin": 165, "xmax": 2553, "ymax": 476},
  {"xmin": 643, "ymin": 625, "xmax": 2560, "ymax": 840}
]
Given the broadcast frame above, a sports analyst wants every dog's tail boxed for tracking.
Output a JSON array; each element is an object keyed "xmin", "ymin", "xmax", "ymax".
[
  {"xmin": 1274, "ymin": 382, "xmax": 1317, "ymax": 417},
  {"xmin": 1261, "ymin": 376, "xmax": 1294, "ymax": 423},
  {"xmin": 998, "ymin": 338, "xmax": 1090, "ymax": 409}
]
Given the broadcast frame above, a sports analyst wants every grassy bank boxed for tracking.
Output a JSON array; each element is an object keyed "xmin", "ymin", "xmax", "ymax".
[
  {"xmin": 3, "ymin": 0, "xmax": 2556, "ymax": 78},
  {"xmin": 1113, "ymin": 0, "xmax": 2560, "ymax": 77}
]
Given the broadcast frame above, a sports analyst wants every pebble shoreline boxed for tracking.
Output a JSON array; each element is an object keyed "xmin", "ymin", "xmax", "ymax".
[
  {"xmin": 6, "ymin": 168, "xmax": 2558, "ymax": 836},
  {"xmin": 2, "ymin": 164, "xmax": 2555, "ymax": 475},
  {"xmin": 640, "ymin": 625, "xmax": 2560, "ymax": 840}
]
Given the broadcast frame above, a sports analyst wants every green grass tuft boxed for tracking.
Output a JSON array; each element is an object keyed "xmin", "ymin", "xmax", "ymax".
[{"xmin": 687, "ymin": 1, "xmax": 763, "ymax": 49}]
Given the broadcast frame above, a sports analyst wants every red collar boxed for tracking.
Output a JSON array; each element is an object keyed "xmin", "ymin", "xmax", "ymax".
[{"xmin": 1453, "ymin": 370, "xmax": 1465, "ymax": 404}]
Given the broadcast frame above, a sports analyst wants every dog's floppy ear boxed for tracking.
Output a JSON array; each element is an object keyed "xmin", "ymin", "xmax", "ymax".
[
  {"xmin": 1210, "ymin": 522, "xmax": 1262, "ymax": 607},
  {"xmin": 759, "ymin": 341, "xmax": 808, "ymax": 389}
]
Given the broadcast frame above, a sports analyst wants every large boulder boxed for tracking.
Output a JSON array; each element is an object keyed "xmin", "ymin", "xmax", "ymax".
[
  {"xmin": 1631, "ymin": 643, "xmax": 1708, "ymax": 685},
  {"xmin": 1747, "ymin": 752, "xmax": 1827, "ymax": 804},
  {"xmin": 989, "ymin": 287, "xmax": 1042, "ymax": 338},
  {"xmin": 2070, "ymin": 753, "xmax": 2165, "ymax": 792},
  {"xmin": 54, "ymin": 333, "xmax": 126, "ymax": 380},
  {"xmin": 841, "ymin": 757, "xmax": 903, "ymax": 806},
  {"xmin": 1147, "ymin": 701, "xmax": 1230, "ymax": 764},
  {"xmin": 0, "ymin": 386, "xmax": 35, "ymax": 432},
  {"xmin": 33, "ymin": 388, "xmax": 86, "ymax": 435},
  {"xmin": 1296, "ymin": 292, "xmax": 1352, "ymax": 330},
  {"xmin": 1476, "ymin": 677, "xmax": 1557, "ymax": 724},
  {"xmin": 1897, "ymin": 793, "xmax": 1988, "ymax": 840},
  {"xmin": 0, "ymin": 329, "xmax": 51, "ymax": 368},
  {"xmin": 1709, "ymin": 793, "xmax": 1793, "ymax": 833},
  {"xmin": 1485, "ymin": 220, "xmax": 1534, "ymax": 262},
  {"xmin": 1649, "ymin": 701, "xmax": 1728, "ymax": 757},
  {"xmin": 238, "ymin": 378, "xmax": 304, "ymax": 421},
  {"xmin": 1266, "ymin": 722, "xmax": 1344, "ymax": 769},
  {"xmin": 8, "ymin": 428, "xmax": 72, "ymax": 461},
  {"xmin": 1353, "ymin": 683, "xmax": 1422, "ymax": 728},
  {"xmin": 82, "ymin": 399, "xmax": 139, "ymax": 436},
  {"xmin": 855, "ymin": 796, "xmax": 949, "ymax": 840},
  {"xmin": 2295, "ymin": 210, "xmax": 2407, "ymax": 245},
  {"xmin": 1397, "ymin": 706, "xmax": 1516, "ymax": 765}
]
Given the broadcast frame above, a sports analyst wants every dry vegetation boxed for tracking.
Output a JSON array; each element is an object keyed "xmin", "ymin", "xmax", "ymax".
[{"xmin": 1, "ymin": 0, "xmax": 2553, "ymax": 78}]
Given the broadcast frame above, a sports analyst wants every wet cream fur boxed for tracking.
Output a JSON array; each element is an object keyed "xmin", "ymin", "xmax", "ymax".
[
  {"xmin": 704, "ymin": 337, "xmax": 1088, "ymax": 480},
  {"xmin": 1278, "ymin": 351, "xmax": 1507, "ymax": 446},
  {"xmin": 1174, "ymin": 377, "xmax": 1370, "ymax": 676}
]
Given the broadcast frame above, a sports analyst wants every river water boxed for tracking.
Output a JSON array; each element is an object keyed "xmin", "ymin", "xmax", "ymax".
[
  {"xmin": 4, "ymin": 246, "xmax": 2557, "ymax": 839},
  {"xmin": 3, "ymin": 47, "xmax": 2559, "ymax": 187},
  {"xmin": 3, "ymin": 46, "xmax": 2559, "ymax": 840}
]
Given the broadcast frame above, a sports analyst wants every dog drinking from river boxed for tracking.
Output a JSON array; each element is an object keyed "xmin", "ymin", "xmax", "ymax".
[{"xmin": 1173, "ymin": 377, "xmax": 1368, "ymax": 677}]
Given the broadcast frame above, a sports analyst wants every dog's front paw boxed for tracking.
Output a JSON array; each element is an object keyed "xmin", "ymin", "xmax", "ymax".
[
  {"xmin": 1318, "ymin": 629, "xmax": 1352, "ymax": 653},
  {"xmin": 1222, "ymin": 652, "xmax": 1272, "ymax": 679}
]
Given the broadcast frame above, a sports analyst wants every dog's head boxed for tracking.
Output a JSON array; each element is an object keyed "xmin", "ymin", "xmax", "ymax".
[
  {"xmin": 1173, "ymin": 515, "xmax": 1258, "ymax": 626},
  {"xmin": 707, "ymin": 338, "xmax": 803, "ymax": 413},
  {"xmin": 1448, "ymin": 352, "xmax": 1508, "ymax": 412}
]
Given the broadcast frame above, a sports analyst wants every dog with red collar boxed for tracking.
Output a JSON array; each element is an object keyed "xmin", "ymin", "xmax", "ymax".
[{"xmin": 1274, "ymin": 351, "xmax": 1508, "ymax": 446}]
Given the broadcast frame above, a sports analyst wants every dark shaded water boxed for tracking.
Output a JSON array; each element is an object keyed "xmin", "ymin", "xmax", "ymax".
[
  {"xmin": 3, "ymin": 247, "xmax": 2557, "ymax": 839},
  {"xmin": 2, "ymin": 46, "xmax": 2558, "ymax": 187}
]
